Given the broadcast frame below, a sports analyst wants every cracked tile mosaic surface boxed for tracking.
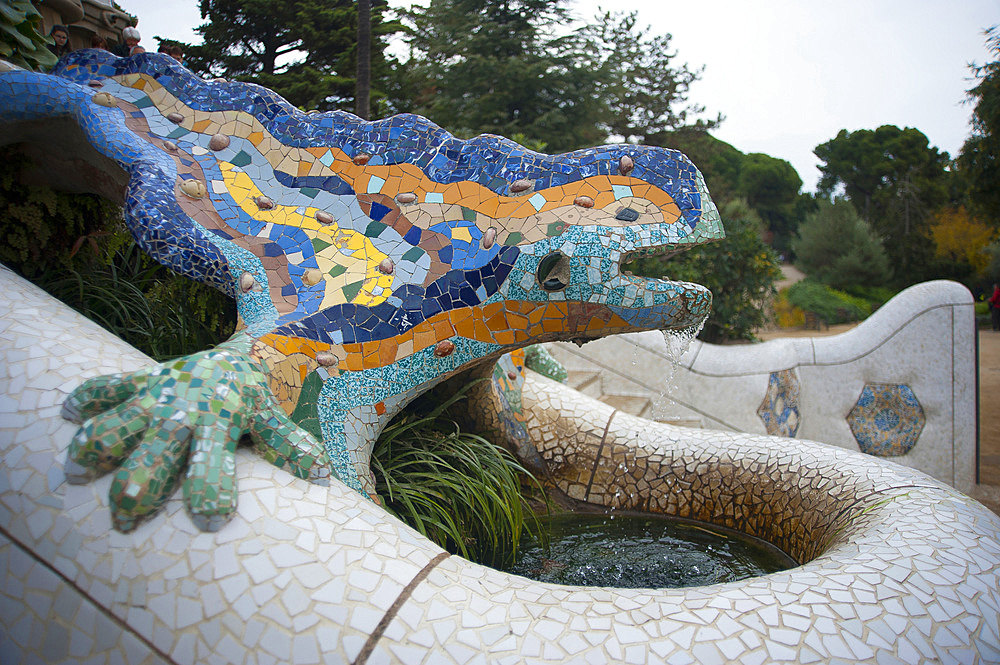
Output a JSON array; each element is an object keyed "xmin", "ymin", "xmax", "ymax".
[
  {"xmin": 848, "ymin": 383, "xmax": 926, "ymax": 457},
  {"xmin": 1, "ymin": 50, "xmax": 722, "ymax": 527},
  {"xmin": 2, "ymin": 51, "xmax": 999, "ymax": 664},
  {"xmin": 757, "ymin": 369, "xmax": 801, "ymax": 437},
  {"xmin": 3, "ymin": 268, "xmax": 1000, "ymax": 664}
]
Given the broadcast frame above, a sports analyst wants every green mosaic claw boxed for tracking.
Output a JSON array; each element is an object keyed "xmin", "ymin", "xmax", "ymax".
[{"xmin": 63, "ymin": 339, "xmax": 331, "ymax": 532}]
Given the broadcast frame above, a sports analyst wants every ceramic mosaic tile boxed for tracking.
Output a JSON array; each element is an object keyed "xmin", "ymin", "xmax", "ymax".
[
  {"xmin": 757, "ymin": 369, "xmax": 801, "ymax": 437},
  {"xmin": 847, "ymin": 383, "xmax": 925, "ymax": 457},
  {"xmin": 1, "ymin": 50, "xmax": 723, "ymax": 530},
  {"xmin": 3, "ymin": 50, "xmax": 1000, "ymax": 665},
  {"xmin": 3, "ymin": 245, "xmax": 1000, "ymax": 665}
]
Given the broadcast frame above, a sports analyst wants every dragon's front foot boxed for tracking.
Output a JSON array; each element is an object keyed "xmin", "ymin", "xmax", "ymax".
[{"xmin": 62, "ymin": 342, "xmax": 330, "ymax": 531}]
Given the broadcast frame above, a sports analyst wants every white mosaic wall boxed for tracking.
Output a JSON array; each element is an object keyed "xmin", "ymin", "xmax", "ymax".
[
  {"xmin": 546, "ymin": 280, "xmax": 978, "ymax": 493},
  {"xmin": 3, "ymin": 265, "xmax": 1000, "ymax": 664}
]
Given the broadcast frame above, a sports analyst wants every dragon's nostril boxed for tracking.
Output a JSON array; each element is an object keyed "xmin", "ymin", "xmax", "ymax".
[{"xmin": 536, "ymin": 251, "xmax": 571, "ymax": 291}]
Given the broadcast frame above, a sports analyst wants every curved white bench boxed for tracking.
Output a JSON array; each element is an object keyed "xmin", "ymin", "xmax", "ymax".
[
  {"xmin": 2, "ymin": 265, "xmax": 999, "ymax": 664},
  {"xmin": 547, "ymin": 280, "xmax": 978, "ymax": 494}
]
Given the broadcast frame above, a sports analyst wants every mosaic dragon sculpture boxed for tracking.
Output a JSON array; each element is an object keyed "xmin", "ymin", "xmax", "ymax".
[{"xmin": 0, "ymin": 52, "xmax": 722, "ymax": 531}]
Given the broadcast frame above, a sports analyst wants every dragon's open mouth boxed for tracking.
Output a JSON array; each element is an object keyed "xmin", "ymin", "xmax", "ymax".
[{"xmin": 620, "ymin": 245, "xmax": 690, "ymax": 282}]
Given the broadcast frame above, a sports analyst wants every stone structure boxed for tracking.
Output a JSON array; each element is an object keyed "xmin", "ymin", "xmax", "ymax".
[
  {"xmin": 1, "ymin": 50, "xmax": 719, "ymax": 530},
  {"xmin": 2, "ymin": 267, "xmax": 999, "ymax": 664},
  {"xmin": 36, "ymin": 0, "xmax": 132, "ymax": 53},
  {"xmin": 2, "ymin": 51, "xmax": 999, "ymax": 664},
  {"xmin": 547, "ymin": 280, "xmax": 979, "ymax": 495}
]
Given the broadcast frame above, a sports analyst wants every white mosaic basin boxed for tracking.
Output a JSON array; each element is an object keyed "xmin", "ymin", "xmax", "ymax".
[{"xmin": 2, "ymin": 265, "xmax": 1000, "ymax": 664}]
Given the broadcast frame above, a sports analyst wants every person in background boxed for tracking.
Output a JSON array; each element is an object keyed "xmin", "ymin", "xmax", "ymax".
[
  {"xmin": 989, "ymin": 283, "xmax": 1000, "ymax": 332},
  {"xmin": 167, "ymin": 44, "xmax": 185, "ymax": 65},
  {"xmin": 47, "ymin": 25, "xmax": 71, "ymax": 59},
  {"xmin": 91, "ymin": 34, "xmax": 109, "ymax": 50},
  {"xmin": 113, "ymin": 27, "xmax": 142, "ymax": 57}
]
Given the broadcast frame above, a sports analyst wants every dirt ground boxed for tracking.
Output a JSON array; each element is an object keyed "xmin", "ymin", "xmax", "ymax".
[
  {"xmin": 756, "ymin": 324, "xmax": 1000, "ymax": 513},
  {"xmin": 979, "ymin": 329, "xmax": 1000, "ymax": 491}
]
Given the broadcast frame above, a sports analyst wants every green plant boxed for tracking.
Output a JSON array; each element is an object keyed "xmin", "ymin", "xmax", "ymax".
[
  {"xmin": 793, "ymin": 198, "xmax": 892, "ymax": 290},
  {"xmin": 786, "ymin": 279, "xmax": 870, "ymax": 325},
  {"xmin": 37, "ymin": 242, "xmax": 236, "ymax": 360},
  {"xmin": 840, "ymin": 284, "xmax": 898, "ymax": 311},
  {"xmin": 773, "ymin": 288, "xmax": 805, "ymax": 328},
  {"xmin": 1, "ymin": 146, "xmax": 236, "ymax": 360},
  {"xmin": 371, "ymin": 388, "xmax": 543, "ymax": 568},
  {"xmin": 0, "ymin": 149, "xmax": 122, "ymax": 276},
  {"xmin": 0, "ymin": 0, "xmax": 57, "ymax": 71}
]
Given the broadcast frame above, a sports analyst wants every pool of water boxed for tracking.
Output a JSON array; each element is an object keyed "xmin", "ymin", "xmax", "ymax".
[{"xmin": 503, "ymin": 513, "xmax": 796, "ymax": 589}]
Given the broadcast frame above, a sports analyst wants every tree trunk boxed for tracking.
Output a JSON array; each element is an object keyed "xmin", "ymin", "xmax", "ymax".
[{"xmin": 355, "ymin": 0, "xmax": 371, "ymax": 120}]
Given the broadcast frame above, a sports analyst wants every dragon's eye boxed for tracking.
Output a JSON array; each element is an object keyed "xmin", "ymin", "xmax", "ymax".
[{"xmin": 536, "ymin": 251, "xmax": 571, "ymax": 291}]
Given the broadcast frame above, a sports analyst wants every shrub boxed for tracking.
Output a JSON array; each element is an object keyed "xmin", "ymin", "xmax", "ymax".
[
  {"xmin": 0, "ymin": 147, "xmax": 236, "ymax": 359},
  {"xmin": 773, "ymin": 288, "xmax": 806, "ymax": 328},
  {"xmin": 840, "ymin": 284, "xmax": 898, "ymax": 311},
  {"xmin": 793, "ymin": 198, "xmax": 892, "ymax": 290},
  {"xmin": 787, "ymin": 279, "xmax": 870, "ymax": 325}
]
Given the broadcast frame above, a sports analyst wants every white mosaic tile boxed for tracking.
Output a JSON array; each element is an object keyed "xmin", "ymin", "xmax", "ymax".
[{"xmin": 3, "ymin": 261, "xmax": 1000, "ymax": 664}]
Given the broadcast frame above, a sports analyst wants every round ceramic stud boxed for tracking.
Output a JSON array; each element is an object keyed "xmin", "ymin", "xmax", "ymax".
[
  {"xmin": 316, "ymin": 351, "xmax": 337, "ymax": 366},
  {"xmin": 91, "ymin": 92, "xmax": 117, "ymax": 107},
  {"xmin": 379, "ymin": 258, "xmax": 394, "ymax": 275},
  {"xmin": 396, "ymin": 192, "xmax": 417, "ymax": 204},
  {"xmin": 507, "ymin": 370, "xmax": 518, "ymax": 380},
  {"xmin": 315, "ymin": 210, "xmax": 334, "ymax": 224},
  {"xmin": 166, "ymin": 112, "xmax": 185, "ymax": 124},
  {"xmin": 239, "ymin": 272, "xmax": 256, "ymax": 293},
  {"xmin": 510, "ymin": 179, "xmax": 533, "ymax": 193},
  {"xmin": 209, "ymin": 134, "xmax": 230, "ymax": 151},
  {"xmin": 353, "ymin": 153, "xmax": 371, "ymax": 166},
  {"xmin": 179, "ymin": 179, "xmax": 207, "ymax": 199},
  {"xmin": 87, "ymin": 80, "xmax": 103, "ymax": 88},
  {"xmin": 434, "ymin": 340, "xmax": 456, "ymax": 357},
  {"xmin": 256, "ymin": 196, "xmax": 274, "ymax": 210},
  {"xmin": 302, "ymin": 269, "xmax": 323, "ymax": 286},
  {"xmin": 482, "ymin": 227, "xmax": 497, "ymax": 250},
  {"xmin": 574, "ymin": 196, "xmax": 595, "ymax": 208},
  {"xmin": 619, "ymin": 155, "xmax": 634, "ymax": 176},
  {"xmin": 162, "ymin": 140, "xmax": 178, "ymax": 153}
]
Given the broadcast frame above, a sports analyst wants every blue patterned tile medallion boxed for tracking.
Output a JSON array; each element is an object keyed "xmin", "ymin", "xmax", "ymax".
[
  {"xmin": 757, "ymin": 369, "xmax": 801, "ymax": 438},
  {"xmin": 847, "ymin": 383, "xmax": 925, "ymax": 457}
]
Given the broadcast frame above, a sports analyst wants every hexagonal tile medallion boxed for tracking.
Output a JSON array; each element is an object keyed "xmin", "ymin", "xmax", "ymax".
[
  {"xmin": 847, "ymin": 383, "xmax": 925, "ymax": 456},
  {"xmin": 757, "ymin": 369, "xmax": 800, "ymax": 437}
]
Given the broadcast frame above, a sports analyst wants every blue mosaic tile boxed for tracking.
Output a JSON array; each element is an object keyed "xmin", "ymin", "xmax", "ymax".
[
  {"xmin": 757, "ymin": 369, "xmax": 801, "ymax": 437},
  {"xmin": 847, "ymin": 383, "xmax": 925, "ymax": 457},
  {"xmin": 2, "ymin": 49, "xmax": 727, "ymax": 527}
]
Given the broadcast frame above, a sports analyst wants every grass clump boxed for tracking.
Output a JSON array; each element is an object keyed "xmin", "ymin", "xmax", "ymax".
[
  {"xmin": 38, "ymin": 241, "xmax": 235, "ymax": 360},
  {"xmin": 371, "ymin": 388, "xmax": 544, "ymax": 569}
]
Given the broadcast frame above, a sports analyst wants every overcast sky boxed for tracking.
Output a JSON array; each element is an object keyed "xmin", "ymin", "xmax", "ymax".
[{"xmin": 121, "ymin": 0, "xmax": 996, "ymax": 192}]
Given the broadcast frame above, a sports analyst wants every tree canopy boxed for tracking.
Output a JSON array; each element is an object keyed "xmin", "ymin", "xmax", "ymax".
[
  {"xmin": 814, "ymin": 125, "xmax": 951, "ymax": 284},
  {"xmin": 579, "ymin": 11, "xmax": 721, "ymax": 144},
  {"xmin": 652, "ymin": 130, "xmax": 807, "ymax": 254},
  {"xmin": 398, "ymin": 0, "xmax": 607, "ymax": 152},
  {"xmin": 959, "ymin": 26, "xmax": 1000, "ymax": 226},
  {"xmin": 736, "ymin": 153, "xmax": 803, "ymax": 254},
  {"xmin": 792, "ymin": 198, "xmax": 891, "ymax": 290},
  {"xmin": 183, "ymin": 0, "xmax": 401, "ymax": 114}
]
